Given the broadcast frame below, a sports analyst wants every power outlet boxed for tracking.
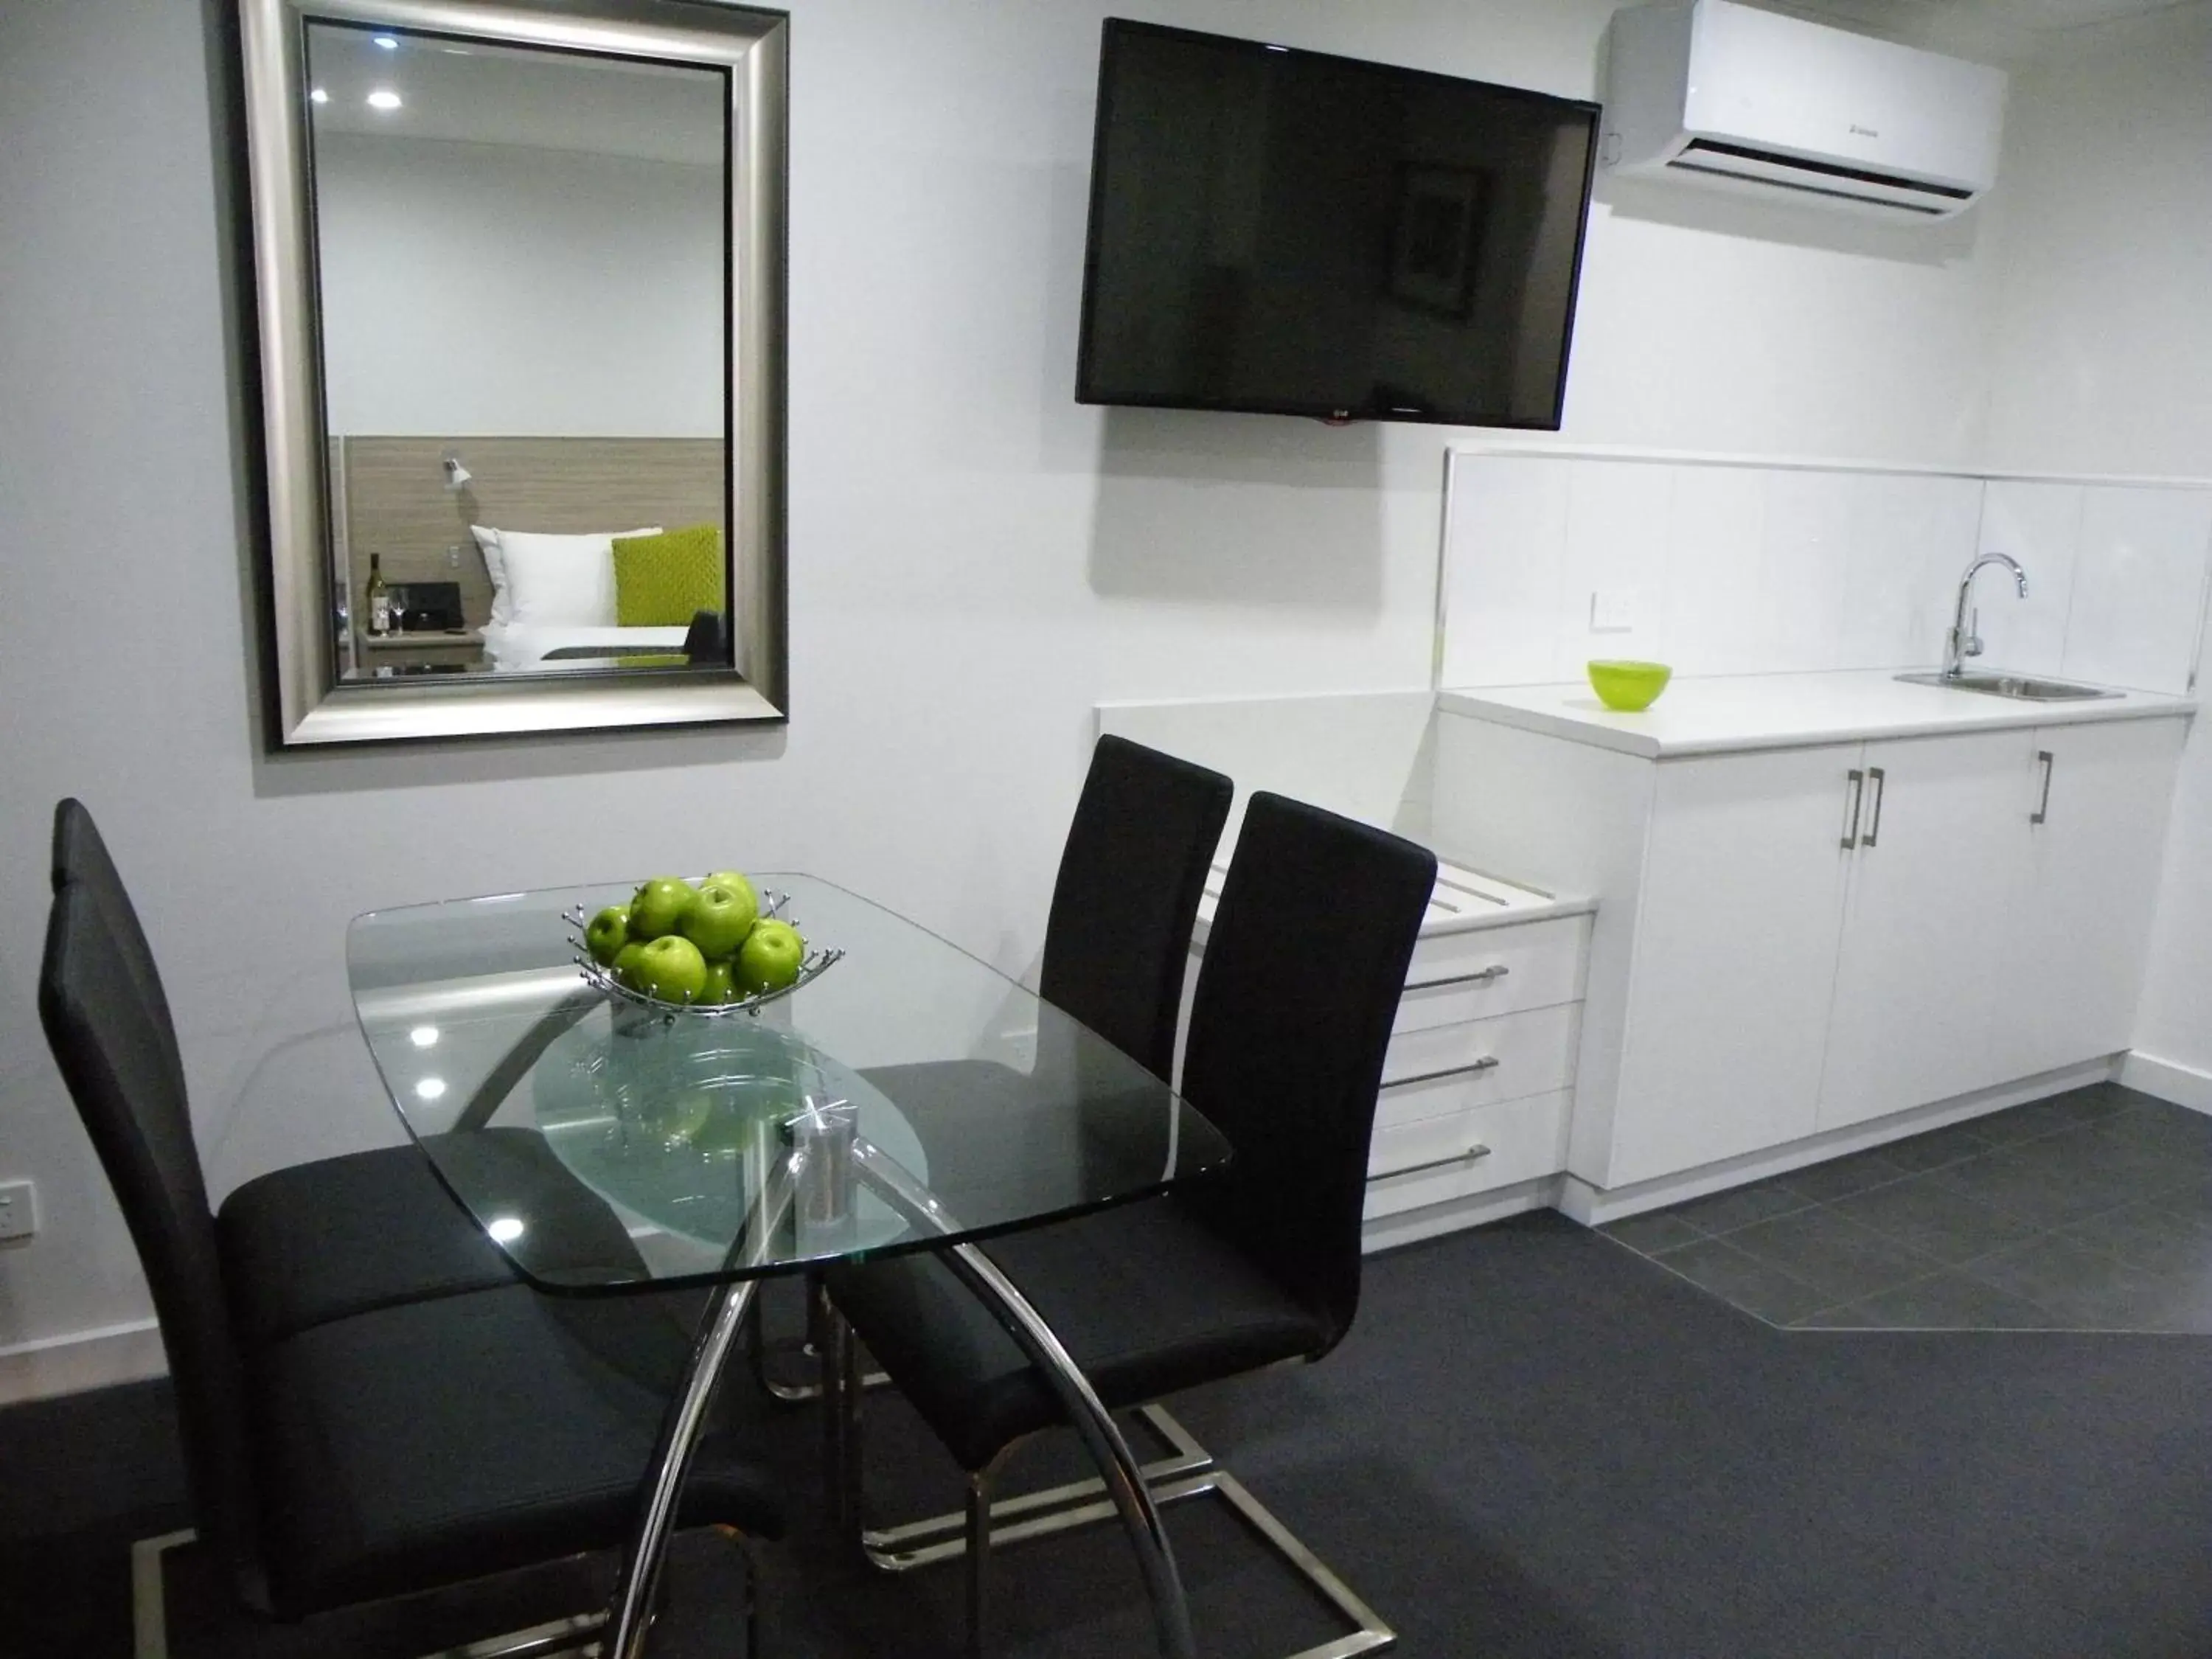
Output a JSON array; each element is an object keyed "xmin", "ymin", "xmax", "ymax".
[
  {"xmin": 1590, "ymin": 588, "xmax": 1639, "ymax": 633},
  {"xmin": 0, "ymin": 1180, "xmax": 36, "ymax": 1244}
]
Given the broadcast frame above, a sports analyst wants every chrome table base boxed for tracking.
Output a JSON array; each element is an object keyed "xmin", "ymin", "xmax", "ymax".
[{"xmin": 606, "ymin": 1131, "xmax": 1205, "ymax": 1658}]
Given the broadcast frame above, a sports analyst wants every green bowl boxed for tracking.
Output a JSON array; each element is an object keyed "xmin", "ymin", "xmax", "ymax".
[{"xmin": 1587, "ymin": 659, "xmax": 1672, "ymax": 712}]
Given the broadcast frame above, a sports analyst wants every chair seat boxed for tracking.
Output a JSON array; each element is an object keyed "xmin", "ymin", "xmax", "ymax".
[
  {"xmin": 860, "ymin": 1059, "xmax": 1065, "ymax": 1219},
  {"xmin": 252, "ymin": 1282, "xmax": 782, "ymax": 1618},
  {"xmin": 826, "ymin": 1196, "xmax": 1329, "ymax": 1472},
  {"xmin": 217, "ymin": 1130, "xmax": 650, "ymax": 1346},
  {"xmin": 218, "ymin": 1147, "xmax": 513, "ymax": 1347}
]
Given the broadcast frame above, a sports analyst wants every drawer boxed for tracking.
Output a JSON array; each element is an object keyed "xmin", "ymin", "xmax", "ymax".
[
  {"xmin": 1394, "ymin": 916, "xmax": 1586, "ymax": 1032},
  {"xmin": 1364, "ymin": 1089, "xmax": 1571, "ymax": 1217},
  {"xmin": 1376, "ymin": 1002, "xmax": 1577, "ymax": 1127}
]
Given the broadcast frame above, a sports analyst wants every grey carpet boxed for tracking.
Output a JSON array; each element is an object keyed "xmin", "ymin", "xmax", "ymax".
[{"xmin": 5, "ymin": 1211, "xmax": 2210, "ymax": 1658}]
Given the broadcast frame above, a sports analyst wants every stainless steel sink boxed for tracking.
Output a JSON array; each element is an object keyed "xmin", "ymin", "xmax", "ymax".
[{"xmin": 1894, "ymin": 670, "xmax": 2122, "ymax": 702}]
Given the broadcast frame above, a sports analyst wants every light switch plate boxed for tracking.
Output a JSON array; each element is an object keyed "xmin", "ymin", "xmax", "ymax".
[
  {"xmin": 0, "ymin": 1180, "xmax": 35, "ymax": 1243},
  {"xmin": 1590, "ymin": 588, "xmax": 1639, "ymax": 633}
]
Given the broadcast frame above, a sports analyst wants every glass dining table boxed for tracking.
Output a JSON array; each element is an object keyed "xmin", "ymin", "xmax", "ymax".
[{"xmin": 347, "ymin": 874, "xmax": 1232, "ymax": 1659}]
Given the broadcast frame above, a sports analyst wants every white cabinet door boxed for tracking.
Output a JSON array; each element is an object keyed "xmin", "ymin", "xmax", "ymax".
[
  {"xmin": 1608, "ymin": 747, "xmax": 1859, "ymax": 1186},
  {"xmin": 1818, "ymin": 729, "xmax": 2037, "ymax": 1130},
  {"xmin": 1997, "ymin": 717, "xmax": 2187, "ymax": 1079}
]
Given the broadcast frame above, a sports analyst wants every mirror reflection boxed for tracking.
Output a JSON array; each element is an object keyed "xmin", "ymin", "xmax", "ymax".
[{"xmin": 305, "ymin": 22, "xmax": 731, "ymax": 681}]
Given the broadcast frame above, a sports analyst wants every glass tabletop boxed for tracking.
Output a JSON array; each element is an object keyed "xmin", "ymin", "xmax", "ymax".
[{"xmin": 347, "ymin": 874, "xmax": 1231, "ymax": 1293}]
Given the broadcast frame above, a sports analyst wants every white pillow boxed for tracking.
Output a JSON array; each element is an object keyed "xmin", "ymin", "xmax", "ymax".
[
  {"xmin": 469, "ymin": 525, "xmax": 660, "ymax": 631},
  {"xmin": 468, "ymin": 524, "xmax": 514, "ymax": 628}
]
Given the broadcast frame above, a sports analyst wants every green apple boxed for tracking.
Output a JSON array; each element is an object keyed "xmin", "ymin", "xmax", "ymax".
[
  {"xmin": 700, "ymin": 959, "xmax": 739, "ymax": 1005},
  {"xmin": 683, "ymin": 879, "xmax": 759, "ymax": 960},
  {"xmin": 630, "ymin": 875, "xmax": 697, "ymax": 940},
  {"xmin": 703, "ymin": 870, "xmax": 757, "ymax": 905},
  {"xmin": 654, "ymin": 1088, "xmax": 718, "ymax": 1148},
  {"xmin": 633, "ymin": 935, "xmax": 709, "ymax": 1004},
  {"xmin": 584, "ymin": 904, "xmax": 630, "ymax": 967},
  {"xmin": 735, "ymin": 919, "xmax": 806, "ymax": 995},
  {"xmin": 612, "ymin": 940, "xmax": 650, "ymax": 988}
]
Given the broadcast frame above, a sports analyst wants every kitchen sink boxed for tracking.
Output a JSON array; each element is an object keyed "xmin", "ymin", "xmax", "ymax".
[{"xmin": 1894, "ymin": 670, "xmax": 2122, "ymax": 702}]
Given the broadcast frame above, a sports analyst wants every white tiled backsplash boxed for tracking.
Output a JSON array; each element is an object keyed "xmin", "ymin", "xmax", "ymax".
[{"xmin": 1439, "ymin": 453, "xmax": 2212, "ymax": 696}]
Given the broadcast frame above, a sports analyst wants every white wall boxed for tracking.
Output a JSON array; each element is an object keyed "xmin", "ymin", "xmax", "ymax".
[
  {"xmin": 0, "ymin": 0, "xmax": 2020, "ymax": 1388},
  {"xmin": 316, "ymin": 134, "xmax": 724, "ymax": 437},
  {"xmin": 1977, "ymin": 4, "xmax": 2212, "ymax": 481},
  {"xmin": 1439, "ymin": 453, "xmax": 2212, "ymax": 695},
  {"xmin": 1972, "ymin": 4, "xmax": 2212, "ymax": 1088}
]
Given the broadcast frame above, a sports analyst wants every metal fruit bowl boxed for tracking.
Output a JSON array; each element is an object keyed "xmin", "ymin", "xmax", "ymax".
[{"xmin": 563, "ymin": 890, "xmax": 844, "ymax": 1021}]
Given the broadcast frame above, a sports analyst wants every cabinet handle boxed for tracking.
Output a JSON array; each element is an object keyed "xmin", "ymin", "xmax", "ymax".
[
  {"xmin": 1373, "ymin": 1142, "xmax": 1493, "ymax": 1180},
  {"xmin": 1863, "ymin": 767, "xmax": 1887, "ymax": 847},
  {"xmin": 1382, "ymin": 1056, "xmax": 1500, "ymax": 1091},
  {"xmin": 1841, "ymin": 768, "xmax": 1865, "ymax": 849},
  {"xmin": 2031, "ymin": 749, "xmax": 2054, "ymax": 825},
  {"xmin": 1405, "ymin": 964, "xmax": 1509, "ymax": 991}
]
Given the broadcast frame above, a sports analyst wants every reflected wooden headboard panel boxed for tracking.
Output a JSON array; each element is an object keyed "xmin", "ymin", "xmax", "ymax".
[{"xmin": 338, "ymin": 436, "xmax": 727, "ymax": 630}]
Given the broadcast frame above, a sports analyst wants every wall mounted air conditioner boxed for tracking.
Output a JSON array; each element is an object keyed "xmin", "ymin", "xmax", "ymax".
[{"xmin": 1601, "ymin": 0, "xmax": 2007, "ymax": 220}]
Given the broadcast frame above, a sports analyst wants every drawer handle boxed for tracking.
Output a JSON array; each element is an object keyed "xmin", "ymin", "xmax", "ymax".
[
  {"xmin": 1405, "ymin": 964, "xmax": 1510, "ymax": 991},
  {"xmin": 1382, "ymin": 1056, "xmax": 1500, "ymax": 1091},
  {"xmin": 1374, "ymin": 1142, "xmax": 1493, "ymax": 1180}
]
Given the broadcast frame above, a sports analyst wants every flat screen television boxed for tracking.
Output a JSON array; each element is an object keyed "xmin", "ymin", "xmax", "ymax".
[{"xmin": 1076, "ymin": 21, "xmax": 1601, "ymax": 429}]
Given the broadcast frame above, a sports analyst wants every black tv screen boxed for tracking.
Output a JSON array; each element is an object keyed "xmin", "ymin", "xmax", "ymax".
[{"xmin": 1076, "ymin": 21, "xmax": 1600, "ymax": 428}]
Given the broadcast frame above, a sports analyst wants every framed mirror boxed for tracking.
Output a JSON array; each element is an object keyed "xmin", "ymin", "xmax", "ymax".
[{"xmin": 237, "ymin": 0, "xmax": 787, "ymax": 745}]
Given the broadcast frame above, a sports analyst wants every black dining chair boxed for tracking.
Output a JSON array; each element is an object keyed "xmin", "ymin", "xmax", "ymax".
[
  {"xmin": 1035, "ymin": 732, "xmax": 1236, "ymax": 1082},
  {"xmin": 49, "ymin": 798, "xmax": 645, "ymax": 1343},
  {"xmin": 859, "ymin": 734, "xmax": 1230, "ymax": 1192},
  {"xmin": 39, "ymin": 876, "xmax": 785, "ymax": 1653},
  {"xmin": 750, "ymin": 737, "xmax": 1231, "ymax": 1394},
  {"xmin": 825, "ymin": 792, "xmax": 1436, "ymax": 1658},
  {"xmin": 866, "ymin": 734, "xmax": 1231, "ymax": 1098}
]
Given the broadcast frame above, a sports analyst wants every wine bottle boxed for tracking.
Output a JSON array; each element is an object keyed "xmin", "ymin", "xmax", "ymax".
[{"xmin": 366, "ymin": 553, "xmax": 392, "ymax": 636}]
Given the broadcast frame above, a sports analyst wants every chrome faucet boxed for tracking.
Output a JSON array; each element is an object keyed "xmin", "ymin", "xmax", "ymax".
[{"xmin": 1944, "ymin": 552, "xmax": 2028, "ymax": 679}]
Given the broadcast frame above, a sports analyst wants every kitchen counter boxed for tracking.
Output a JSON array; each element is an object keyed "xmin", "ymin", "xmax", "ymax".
[{"xmin": 1437, "ymin": 669, "xmax": 2194, "ymax": 759}]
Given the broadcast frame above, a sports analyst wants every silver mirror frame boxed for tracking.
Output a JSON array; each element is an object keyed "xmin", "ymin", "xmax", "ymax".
[{"xmin": 237, "ymin": 0, "xmax": 787, "ymax": 745}]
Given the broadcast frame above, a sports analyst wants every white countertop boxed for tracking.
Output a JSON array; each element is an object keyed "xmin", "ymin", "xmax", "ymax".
[{"xmin": 1438, "ymin": 669, "xmax": 2194, "ymax": 759}]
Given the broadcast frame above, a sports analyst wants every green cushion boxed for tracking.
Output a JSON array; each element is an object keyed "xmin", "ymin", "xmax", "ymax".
[{"xmin": 611, "ymin": 525, "xmax": 726, "ymax": 627}]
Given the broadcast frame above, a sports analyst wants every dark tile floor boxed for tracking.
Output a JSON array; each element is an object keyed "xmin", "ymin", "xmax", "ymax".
[{"xmin": 1599, "ymin": 1083, "xmax": 2212, "ymax": 1331}]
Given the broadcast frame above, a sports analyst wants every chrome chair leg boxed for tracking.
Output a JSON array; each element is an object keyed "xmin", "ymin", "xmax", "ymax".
[
  {"xmin": 129, "ymin": 1527, "xmax": 773, "ymax": 1659},
  {"xmin": 859, "ymin": 1404, "xmax": 1211, "ymax": 1568},
  {"xmin": 851, "ymin": 1407, "xmax": 1396, "ymax": 1659},
  {"xmin": 965, "ymin": 1472, "xmax": 992, "ymax": 1659},
  {"xmin": 824, "ymin": 1292, "xmax": 863, "ymax": 1545},
  {"xmin": 737, "ymin": 1531, "xmax": 762, "ymax": 1659}
]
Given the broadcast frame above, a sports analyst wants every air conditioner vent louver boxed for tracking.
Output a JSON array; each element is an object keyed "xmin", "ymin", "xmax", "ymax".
[
  {"xmin": 1666, "ymin": 159, "xmax": 1947, "ymax": 214},
  {"xmin": 1603, "ymin": 0, "xmax": 2007, "ymax": 223},
  {"xmin": 1677, "ymin": 139, "xmax": 1973, "ymax": 201}
]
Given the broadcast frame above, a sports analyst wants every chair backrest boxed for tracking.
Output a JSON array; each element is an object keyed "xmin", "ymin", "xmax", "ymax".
[
  {"xmin": 49, "ymin": 799, "xmax": 184, "ymax": 1085},
  {"xmin": 1037, "ymin": 735, "xmax": 1231, "ymax": 1082},
  {"xmin": 1179, "ymin": 792, "xmax": 1436, "ymax": 1349},
  {"xmin": 38, "ymin": 881, "xmax": 265, "ymax": 1607}
]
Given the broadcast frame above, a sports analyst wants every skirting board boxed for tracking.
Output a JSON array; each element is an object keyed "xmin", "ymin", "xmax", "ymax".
[
  {"xmin": 1362, "ymin": 1175, "xmax": 1557, "ymax": 1254},
  {"xmin": 1559, "ymin": 1058, "xmax": 2120, "ymax": 1225},
  {"xmin": 2118, "ymin": 1051, "xmax": 2212, "ymax": 1116},
  {"xmin": 0, "ymin": 1317, "xmax": 165, "ymax": 1407}
]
